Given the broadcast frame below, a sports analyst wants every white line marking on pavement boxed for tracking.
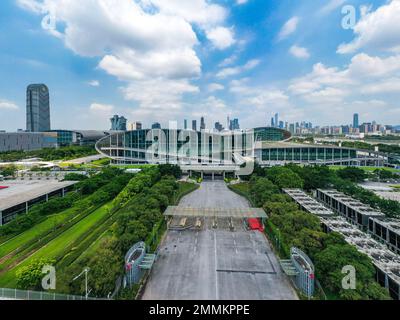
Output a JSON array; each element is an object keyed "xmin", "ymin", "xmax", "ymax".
[{"xmin": 214, "ymin": 230, "xmax": 219, "ymax": 300}]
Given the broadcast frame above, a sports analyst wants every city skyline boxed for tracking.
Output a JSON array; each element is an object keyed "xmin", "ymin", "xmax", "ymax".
[{"xmin": 0, "ymin": 0, "xmax": 399, "ymax": 131}]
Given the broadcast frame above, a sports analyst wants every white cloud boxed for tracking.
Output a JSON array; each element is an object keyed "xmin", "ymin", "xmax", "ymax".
[
  {"xmin": 121, "ymin": 79, "xmax": 199, "ymax": 110},
  {"xmin": 217, "ymin": 59, "xmax": 260, "ymax": 78},
  {"xmin": 0, "ymin": 100, "xmax": 19, "ymax": 110},
  {"xmin": 206, "ymin": 27, "xmax": 236, "ymax": 50},
  {"xmin": 319, "ymin": 0, "xmax": 346, "ymax": 15},
  {"xmin": 347, "ymin": 53, "xmax": 400, "ymax": 78},
  {"xmin": 337, "ymin": 0, "xmax": 400, "ymax": 54},
  {"xmin": 218, "ymin": 54, "xmax": 238, "ymax": 67},
  {"xmin": 229, "ymin": 79, "xmax": 289, "ymax": 108},
  {"xmin": 87, "ymin": 80, "xmax": 100, "ymax": 87},
  {"xmin": 142, "ymin": 0, "xmax": 227, "ymax": 29},
  {"xmin": 207, "ymin": 83, "xmax": 225, "ymax": 92},
  {"xmin": 289, "ymin": 45, "xmax": 310, "ymax": 59},
  {"xmin": 278, "ymin": 16, "xmax": 299, "ymax": 41},
  {"xmin": 236, "ymin": 0, "xmax": 248, "ymax": 5},
  {"xmin": 17, "ymin": 0, "xmax": 44, "ymax": 13},
  {"xmin": 18, "ymin": 0, "xmax": 233, "ymax": 118},
  {"xmin": 304, "ymin": 87, "xmax": 348, "ymax": 104},
  {"xmin": 287, "ymin": 51, "xmax": 400, "ymax": 110},
  {"xmin": 89, "ymin": 103, "xmax": 114, "ymax": 113},
  {"xmin": 200, "ymin": 96, "xmax": 227, "ymax": 110},
  {"xmin": 361, "ymin": 78, "xmax": 400, "ymax": 94}
]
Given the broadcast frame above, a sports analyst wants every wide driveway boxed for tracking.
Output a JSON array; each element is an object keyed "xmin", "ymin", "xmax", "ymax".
[{"xmin": 141, "ymin": 181, "xmax": 298, "ymax": 300}]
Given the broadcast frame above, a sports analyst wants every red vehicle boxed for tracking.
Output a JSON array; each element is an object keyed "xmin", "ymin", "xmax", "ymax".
[
  {"xmin": 0, "ymin": 186, "xmax": 9, "ymax": 190},
  {"xmin": 247, "ymin": 218, "xmax": 264, "ymax": 232}
]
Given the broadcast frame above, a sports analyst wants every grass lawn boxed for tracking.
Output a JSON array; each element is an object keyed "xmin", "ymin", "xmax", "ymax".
[
  {"xmin": 0, "ymin": 210, "xmax": 73, "ymax": 260},
  {"xmin": 0, "ymin": 202, "xmax": 113, "ymax": 287},
  {"xmin": 329, "ymin": 165, "xmax": 400, "ymax": 173}
]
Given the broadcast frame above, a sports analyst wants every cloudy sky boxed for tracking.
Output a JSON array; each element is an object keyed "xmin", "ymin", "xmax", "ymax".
[{"xmin": 0, "ymin": 0, "xmax": 399, "ymax": 131}]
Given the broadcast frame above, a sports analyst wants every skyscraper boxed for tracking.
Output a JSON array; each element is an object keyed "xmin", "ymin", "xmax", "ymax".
[
  {"xmin": 214, "ymin": 122, "xmax": 223, "ymax": 132},
  {"xmin": 353, "ymin": 113, "xmax": 359, "ymax": 129},
  {"xmin": 151, "ymin": 122, "xmax": 161, "ymax": 129},
  {"xmin": 26, "ymin": 84, "xmax": 51, "ymax": 132},
  {"xmin": 229, "ymin": 118, "xmax": 240, "ymax": 130},
  {"xmin": 200, "ymin": 117, "xmax": 206, "ymax": 130},
  {"xmin": 128, "ymin": 122, "xmax": 142, "ymax": 130},
  {"xmin": 271, "ymin": 117, "xmax": 275, "ymax": 127},
  {"xmin": 274, "ymin": 113, "xmax": 279, "ymax": 128},
  {"xmin": 192, "ymin": 120, "xmax": 197, "ymax": 131},
  {"xmin": 184, "ymin": 119, "xmax": 188, "ymax": 130},
  {"xmin": 110, "ymin": 115, "xmax": 127, "ymax": 131}
]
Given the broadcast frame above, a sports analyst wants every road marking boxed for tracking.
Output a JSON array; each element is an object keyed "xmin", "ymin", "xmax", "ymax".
[{"xmin": 214, "ymin": 230, "xmax": 219, "ymax": 300}]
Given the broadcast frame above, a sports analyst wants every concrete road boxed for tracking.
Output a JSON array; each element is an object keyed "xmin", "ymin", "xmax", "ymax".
[{"xmin": 141, "ymin": 181, "xmax": 298, "ymax": 300}]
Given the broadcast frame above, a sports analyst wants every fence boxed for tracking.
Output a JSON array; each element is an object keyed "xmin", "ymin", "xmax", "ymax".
[{"xmin": 0, "ymin": 288, "xmax": 99, "ymax": 300}]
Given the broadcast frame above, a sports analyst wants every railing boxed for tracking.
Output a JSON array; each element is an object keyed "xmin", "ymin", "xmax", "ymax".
[{"xmin": 0, "ymin": 288, "xmax": 99, "ymax": 300}]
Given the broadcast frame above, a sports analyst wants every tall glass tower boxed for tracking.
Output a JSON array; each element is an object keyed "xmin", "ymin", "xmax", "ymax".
[
  {"xmin": 353, "ymin": 113, "xmax": 359, "ymax": 129},
  {"xmin": 26, "ymin": 84, "xmax": 51, "ymax": 132}
]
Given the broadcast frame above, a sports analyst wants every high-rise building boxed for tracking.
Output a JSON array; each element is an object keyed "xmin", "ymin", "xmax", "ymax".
[
  {"xmin": 127, "ymin": 122, "xmax": 142, "ymax": 131},
  {"xmin": 274, "ymin": 113, "xmax": 279, "ymax": 128},
  {"xmin": 26, "ymin": 84, "xmax": 51, "ymax": 132},
  {"xmin": 289, "ymin": 123, "xmax": 295, "ymax": 134},
  {"xmin": 229, "ymin": 118, "xmax": 240, "ymax": 130},
  {"xmin": 200, "ymin": 117, "xmax": 206, "ymax": 130},
  {"xmin": 192, "ymin": 120, "xmax": 197, "ymax": 131},
  {"xmin": 353, "ymin": 113, "xmax": 359, "ymax": 129},
  {"xmin": 151, "ymin": 122, "xmax": 161, "ymax": 129},
  {"xmin": 184, "ymin": 119, "xmax": 188, "ymax": 130},
  {"xmin": 110, "ymin": 115, "xmax": 127, "ymax": 131},
  {"xmin": 214, "ymin": 122, "xmax": 223, "ymax": 132},
  {"xmin": 271, "ymin": 117, "xmax": 275, "ymax": 127},
  {"xmin": 279, "ymin": 121, "xmax": 284, "ymax": 129}
]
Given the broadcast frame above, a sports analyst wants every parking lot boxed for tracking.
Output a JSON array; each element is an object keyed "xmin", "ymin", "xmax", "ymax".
[{"xmin": 141, "ymin": 181, "xmax": 298, "ymax": 300}]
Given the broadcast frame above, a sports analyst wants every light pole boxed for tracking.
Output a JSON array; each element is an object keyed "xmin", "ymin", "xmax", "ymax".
[{"xmin": 73, "ymin": 267, "xmax": 91, "ymax": 299}]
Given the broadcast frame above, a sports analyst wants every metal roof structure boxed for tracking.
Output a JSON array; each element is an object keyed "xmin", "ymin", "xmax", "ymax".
[
  {"xmin": 0, "ymin": 180, "xmax": 77, "ymax": 211},
  {"xmin": 320, "ymin": 216, "xmax": 400, "ymax": 289},
  {"xmin": 283, "ymin": 189, "xmax": 335, "ymax": 217},
  {"xmin": 317, "ymin": 189, "xmax": 385, "ymax": 218},
  {"xmin": 164, "ymin": 206, "xmax": 267, "ymax": 218},
  {"xmin": 370, "ymin": 217, "xmax": 400, "ymax": 237}
]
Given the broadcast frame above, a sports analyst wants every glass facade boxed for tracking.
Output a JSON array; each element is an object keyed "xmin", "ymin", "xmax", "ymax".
[
  {"xmin": 96, "ymin": 127, "xmax": 382, "ymax": 167},
  {"xmin": 254, "ymin": 127, "xmax": 291, "ymax": 142},
  {"xmin": 260, "ymin": 147, "xmax": 357, "ymax": 162},
  {"xmin": 26, "ymin": 84, "xmax": 50, "ymax": 132}
]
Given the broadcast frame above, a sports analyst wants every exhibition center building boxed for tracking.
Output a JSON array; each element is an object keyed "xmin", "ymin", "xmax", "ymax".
[{"xmin": 95, "ymin": 127, "xmax": 386, "ymax": 176}]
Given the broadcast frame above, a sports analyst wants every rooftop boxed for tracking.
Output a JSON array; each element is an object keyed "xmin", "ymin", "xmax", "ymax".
[
  {"xmin": 0, "ymin": 180, "xmax": 77, "ymax": 211},
  {"xmin": 283, "ymin": 189, "xmax": 335, "ymax": 217},
  {"xmin": 321, "ymin": 216, "xmax": 400, "ymax": 285},
  {"xmin": 317, "ymin": 189, "xmax": 385, "ymax": 217},
  {"xmin": 370, "ymin": 217, "xmax": 400, "ymax": 234}
]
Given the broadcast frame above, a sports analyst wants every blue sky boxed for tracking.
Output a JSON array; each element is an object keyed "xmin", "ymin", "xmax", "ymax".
[{"xmin": 0, "ymin": 0, "xmax": 399, "ymax": 131}]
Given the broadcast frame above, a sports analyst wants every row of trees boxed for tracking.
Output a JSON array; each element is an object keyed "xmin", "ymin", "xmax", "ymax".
[
  {"xmin": 245, "ymin": 169, "xmax": 391, "ymax": 300},
  {"xmin": 0, "ymin": 145, "xmax": 97, "ymax": 162},
  {"xmin": 59, "ymin": 165, "xmax": 183, "ymax": 298}
]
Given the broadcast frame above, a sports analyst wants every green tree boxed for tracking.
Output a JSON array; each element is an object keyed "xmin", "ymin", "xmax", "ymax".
[
  {"xmin": 275, "ymin": 171, "xmax": 304, "ymax": 189},
  {"xmin": 0, "ymin": 164, "xmax": 17, "ymax": 177},
  {"xmin": 16, "ymin": 258, "xmax": 56, "ymax": 290},
  {"xmin": 337, "ymin": 167, "xmax": 367, "ymax": 183}
]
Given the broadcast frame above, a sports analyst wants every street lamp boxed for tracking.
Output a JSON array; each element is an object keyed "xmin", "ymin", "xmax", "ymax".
[{"xmin": 73, "ymin": 267, "xmax": 91, "ymax": 299}]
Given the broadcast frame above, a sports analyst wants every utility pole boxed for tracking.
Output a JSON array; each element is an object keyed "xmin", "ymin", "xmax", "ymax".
[{"xmin": 73, "ymin": 267, "xmax": 91, "ymax": 299}]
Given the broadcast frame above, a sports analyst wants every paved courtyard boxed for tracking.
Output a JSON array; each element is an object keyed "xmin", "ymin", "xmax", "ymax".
[{"xmin": 141, "ymin": 181, "xmax": 298, "ymax": 300}]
